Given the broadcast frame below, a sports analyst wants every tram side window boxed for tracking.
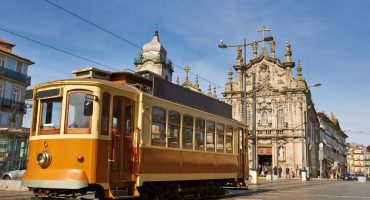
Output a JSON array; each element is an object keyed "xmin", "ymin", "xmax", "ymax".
[
  {"xmin": 151, "ymin": 107, "xmax": 166, "ymax": 146},
  {"xmin": 101, "ymin": 93, "xmax": 110, "ymax": 136},
  {"xmin": 225, "ymin": 126, "xmax": 233, "ymax": 153},
  {"xmin": 206, "ymin": 120, "xmax": 215, "ymax": 152},
  {"xmin": 216, "ymin": 123, "xmax": 224, "ymax": 153},
  {"xmin": 168, "ymin": 111, "xmax": 180, "ymax": 148},
  {"xmin": 39, "ymin": 98, "xmax": 62, "ymax": 135},
  {"xmin": 66, "ymin": 91, "xmax": 92, "ymax": 134},
  {"xmin": 31, "ymin": 100, "xmax": 39, "ymax": 135},
  {"xmin": 124, "ymin": 100, "xmax": 133, "ymax": 133},
  {"xmin": 195, "ymin": 118, "xmax": 205, "ymax": 150},
  {"xmin": 182, "ymin": 115, "xmax": 193, "ymax": 149}
]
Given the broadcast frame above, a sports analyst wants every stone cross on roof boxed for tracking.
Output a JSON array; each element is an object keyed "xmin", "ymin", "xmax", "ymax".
[{"xmin": 258, "ymin": 25, "xmax": 270, "ymax": 49}]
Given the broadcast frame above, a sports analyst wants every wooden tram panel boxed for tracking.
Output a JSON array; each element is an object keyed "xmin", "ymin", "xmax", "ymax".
[{"xmin": 22, "ymin": 68, "xmax": 249, "ymax": 199}]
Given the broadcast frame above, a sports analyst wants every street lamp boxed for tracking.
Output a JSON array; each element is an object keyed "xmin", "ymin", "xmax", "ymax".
[
  {"xmin": 218, "ymin": 36, "xmax": 274, "ymax": 179},
  {"xmin": 302, "ymin": 82, "xmax": 321, "ymax": 181}
]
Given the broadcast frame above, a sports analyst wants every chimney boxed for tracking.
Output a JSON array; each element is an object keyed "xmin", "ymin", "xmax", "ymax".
[{"xmin": 0, "ymin": 39, "xmax": 16, "ymax": 53}]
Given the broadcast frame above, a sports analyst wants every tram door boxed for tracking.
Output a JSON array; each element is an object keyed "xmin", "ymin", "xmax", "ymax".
[
  {"xmin": 110, "ymin": 96, "xmax": 134, "ymax": 183},
  {"xmin": 237, "ymin": 128, "xmax": 248, "ymax": 182}
]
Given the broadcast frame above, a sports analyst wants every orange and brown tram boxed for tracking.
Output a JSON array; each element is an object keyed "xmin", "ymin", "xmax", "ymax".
[{"xmin": 22, "ymin": 68, "xmax": 248, "ymax": 199}]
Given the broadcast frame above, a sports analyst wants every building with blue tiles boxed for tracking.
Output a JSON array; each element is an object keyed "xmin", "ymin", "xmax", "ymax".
[{"xmin": 0, "ymin": 39, "xmax": 33, "ymax": 175}]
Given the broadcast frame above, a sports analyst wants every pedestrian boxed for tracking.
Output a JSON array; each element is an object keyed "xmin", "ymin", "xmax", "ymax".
[
  {"xmin": 264, "ymin": 166, "xmax": 268, "ymax": 177},
  {"xmin": 273, "ymin": 166, "xmax": 278, "ymax": 175},
  {"xmin": 299, "ymin": 168, "xmax": 302, "ymax": 177},
  {"xmin": 278, "ymin": 166, "xmax": 282, "ymax": 178},
  {"xmin": 285, "ymin": 167, "xmax": 290, "ymax": 179},
  {"xmin": 258, "ymin": 165, "xmax": 262, "ymax": 176},
  {"xmin": 296, "ymin": 166, "xmax": 299, "ymax": 177},
  {"xmin": 291, "ymin": 168, "xmax": 295, "ymax": 178}
]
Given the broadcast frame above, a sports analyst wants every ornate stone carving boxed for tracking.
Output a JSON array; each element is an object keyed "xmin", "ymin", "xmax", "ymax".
[
  {"xmin": 259, "ymin": 64, "xmax": 270, "ymax": 83},
  {"xmin": 258, "ymin": 139, "xmax": 272, "ymax": 145}
]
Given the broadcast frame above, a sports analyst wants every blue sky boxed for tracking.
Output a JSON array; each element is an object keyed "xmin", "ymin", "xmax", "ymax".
[{"xmin": 1, "ymin": 0, "xmax": 370, "ymax": 144}]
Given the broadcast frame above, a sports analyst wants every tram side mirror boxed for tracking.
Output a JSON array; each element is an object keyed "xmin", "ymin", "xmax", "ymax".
[
  {"xmin": 84, "ymin": 94, "xmax": 95, "ymax": 116},
  {"xmin": 84, "ymin": 100, "xmax": 93, "ymax": 116}
]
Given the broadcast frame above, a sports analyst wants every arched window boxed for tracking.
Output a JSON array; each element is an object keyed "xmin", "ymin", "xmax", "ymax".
[
  {"xmin": 277, "ymin": 105, "xmax": 284, "ymax": 128},
  {"xmin": 261, "ymin": 111, "xmax": 268, "ymax": 125}
]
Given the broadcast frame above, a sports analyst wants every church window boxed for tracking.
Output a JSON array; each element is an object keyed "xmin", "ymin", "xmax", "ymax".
[
  {"xmin": 277, "ymin": 105, "xmax": 284, "ymax": 128},
  {"xmin": 261, "ymin": 111, "xmax": 268, "ymax": 125}
]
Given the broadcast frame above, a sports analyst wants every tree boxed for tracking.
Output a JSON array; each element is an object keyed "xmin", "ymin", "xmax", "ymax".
[{"xmin": 367, "ymin": 145, "xmax": 370, "ymax": 152}]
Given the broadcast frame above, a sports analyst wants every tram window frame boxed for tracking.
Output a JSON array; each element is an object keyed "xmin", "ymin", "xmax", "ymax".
[
  {"xmin": 65, "ymin": 90, "xmax": 93, "ymax": 134},
  {"xmin": 100, "ymin": 92, "xmax": 110, "ymax": 136},
  {"xmin": 39, "ymin": 97, "xmax": 62, "ymax": 135},
  {"xmin": 206, "ymin": 120, "xmax": 215, "ymax": 152},
  {"xmin": 225, "ymin": 126, "xmax": 233, "ymax": 154},
  {"xmin": 182, "ymin": 115, "xmax": 194, "ymax": 150},
  {"xmin": 31, "ymin": 99, "xmax": 39, "ymax": 136},
  {"xmin": 168, "ymin": 110, "xmax": 180, "ymax": 148},
  {"xmin": 195, "ymin": 117, "xmax": 205, "ymax": 151},
  {"xmin": 151, "ymin": 107, "xmax": 166, "ymax": 147},
  {"xmin": 124, "ymin": 99, "xmax": 134, "ymax": 133},
  {"xmin": 216, "ymin": 123, "xmax": 225, "ymax": 153}
]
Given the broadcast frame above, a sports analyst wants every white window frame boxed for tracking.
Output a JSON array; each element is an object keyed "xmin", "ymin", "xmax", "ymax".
[
  {"xmin": 0, "ymin": 56, "xmax": 5, "ymax": 68},
  {"xmin": 0, "ymin": 83, "xmax": 3, "ymax": 99},
  {"xmin": 16, "ymin": 61, "xmax": 23, "ymax": 73},
  {"xmin": 12, "ymin": 86, "xmax": 21, "ymax": 103}
]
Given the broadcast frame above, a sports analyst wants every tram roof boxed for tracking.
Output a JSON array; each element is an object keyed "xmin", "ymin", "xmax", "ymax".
[{"xmin": 27, "ymin": 70, "xmax": 232, "ymax": 119}]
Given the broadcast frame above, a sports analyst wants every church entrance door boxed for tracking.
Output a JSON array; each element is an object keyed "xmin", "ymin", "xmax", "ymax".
[
  {"xmin": 257, "ymin": 147, "xmax": 272, "ymax": 167},
  {"xmin": 258, "ymin": 155, "xmax": 272, "ymax": 167}
]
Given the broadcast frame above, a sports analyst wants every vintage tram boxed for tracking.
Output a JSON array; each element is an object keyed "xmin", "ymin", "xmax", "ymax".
[{"xmin": 22, "ymin": 68, "xmax": 248, "ymax": 199}]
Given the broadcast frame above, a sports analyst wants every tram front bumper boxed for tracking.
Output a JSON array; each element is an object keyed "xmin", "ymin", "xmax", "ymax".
[{"xmin": 22, "ymin": 168, "xmax": 89, "ymax": 189}]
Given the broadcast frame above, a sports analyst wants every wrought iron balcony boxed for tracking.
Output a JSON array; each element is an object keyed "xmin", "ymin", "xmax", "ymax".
[
  {"xmin": 0, "ymin": 97, "xmax": 25, "ymax": 113},
  {"xmin": 0, "ymin": 67, "xmax": 31, "ymax": 86}
]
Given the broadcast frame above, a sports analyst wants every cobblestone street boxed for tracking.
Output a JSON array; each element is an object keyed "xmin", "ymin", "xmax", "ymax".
[
  {"xmin": 228, "ymin": 179, "xmax": 370, "ymax": 199},
  {"xmin": 1, "ymin": 179, "xmax": 369, "ymax": 199}
]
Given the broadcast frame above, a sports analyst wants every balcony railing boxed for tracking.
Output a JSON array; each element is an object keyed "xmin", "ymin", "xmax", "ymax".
[
  {"xmin": 0, "ymin": 97, "xmax": 25, "ymax": 113},
  {"xmin": 0, "ymin": 67, "xmax": 31, "ymax": 86}
]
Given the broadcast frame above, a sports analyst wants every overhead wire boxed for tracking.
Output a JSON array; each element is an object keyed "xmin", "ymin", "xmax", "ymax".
[
  {"xmin": 42, "ymin": 0, "xmax": 222, "ymax": 88},
  {"xmin": 0, "ymin": 27, "xmax": 120, "ymax": 72},
  {"xmin": 343, "ymin": 130, "xmax": 370, "ymax": 134}
]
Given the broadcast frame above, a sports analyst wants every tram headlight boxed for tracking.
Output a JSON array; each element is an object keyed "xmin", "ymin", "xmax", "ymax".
[{"xmin": 37, "ymin": 150, "xmax": 52, "ymax": 169}]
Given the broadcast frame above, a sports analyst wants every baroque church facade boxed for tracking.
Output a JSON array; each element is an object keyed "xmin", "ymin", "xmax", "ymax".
[
  {"xmin": 134, "ymin": 31, "xmax": 322, "ymax": 178},
  {"xmin": 223, "ymin": 39, "xmax": 321, "ymax": 177}
]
